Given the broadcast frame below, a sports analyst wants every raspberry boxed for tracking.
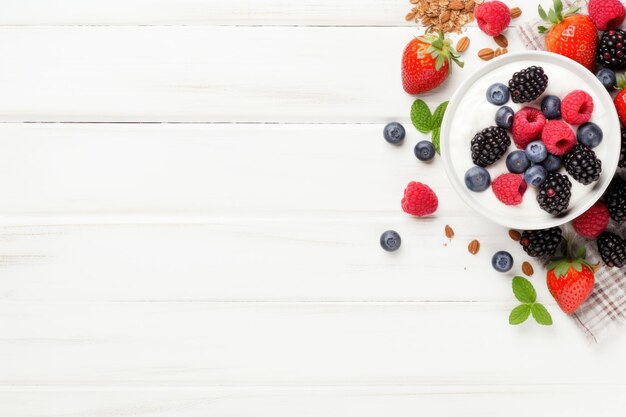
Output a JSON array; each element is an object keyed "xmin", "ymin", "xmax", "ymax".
[
  {"xmin": 589, "ymin": 0, "xmax": 626, "ymax": 30},
  {"xmin": 474, "ymin": 1, "xmax": 511, "ymax": 37},
  {"xmin": 541, "ymin": 120, "xmax": 576, "ymax": 156},
  {"xmin": 512, "ymin": 107, "xmax": 546, "ymax": 149},
  {"xmin": 492, "ymin": 173, "xmax": 527, "ymax": 206},
  {"xmin": 572, "ymin": 201, "xmax": 610, "ymax": 239},
  {"xmin": 561, "ymin": 90, "xmax": 594, "ymax": 125},
  {"xmin": 401, "ymin": 182, "xmax": 438, "ymax": 217}
]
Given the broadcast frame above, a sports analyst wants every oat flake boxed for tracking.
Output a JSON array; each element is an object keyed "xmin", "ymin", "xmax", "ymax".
[{"xmin": 406, "ymin": 0, "xmax": 476, "ymax": 33}]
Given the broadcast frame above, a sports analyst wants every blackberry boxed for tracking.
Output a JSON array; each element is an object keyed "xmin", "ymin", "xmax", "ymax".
[
  {"xmin": 519, "ymin": 227, "xmax": 562, "ymax": 258},
  {"xmin": 603, "ymin": 176, "xmax": 626, "ymax": 222},
  {"xmin": 537, "ymin": 172, "xmax": 572, "ymax": 215},
  {"xmin": 508, "ymin": 66, "xmax": 549, "ymax": 103},
  {"xmin": 618, "ymin": 128, "xmax": 626, "ymax": 168},
  {"xmin": 470, "ymin": 126, "xmax": 511, "ymax": 167},
  {"xmin": 597, "ymin": 29, "xmax": 626, "ymax": 69},
  {"xmin": 597, "ymin": 232, "xmax": 626, "ymax": 268},
  {"xmin": 563, "ymin": 144, "xmax": 602, "ymax": 185}
]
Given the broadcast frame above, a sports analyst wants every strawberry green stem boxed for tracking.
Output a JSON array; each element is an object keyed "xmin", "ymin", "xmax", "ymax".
[
  {"xmin": 537, "ymin": 0, "xmax": 580, "ymax": 34},
  {"xmin": 417, "ymin": 31, "xmax": 464, "ymax": 71}
]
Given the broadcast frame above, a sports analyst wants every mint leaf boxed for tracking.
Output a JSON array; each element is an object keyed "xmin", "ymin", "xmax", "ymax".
[
  {"xmin": 509, "ymin": 304, "xmax": 531, "ymax": 325},
  {"xmin": 432, "ymin": 127, "xmax": 440, "ymax": 155},
  {"xmin": 431, "ymin": 101, "xmax": 449, "ymax": 129},
  {"xmin": 512, "ymin": 276, "xmax": 537, "ymax": 304},
  {"xmin": 411, "ymin": 99, "xmax": 433, "ymax": 133},
  {"xmin": 531, "ymin": 303, "xmax": 553, "ymax": 326}
]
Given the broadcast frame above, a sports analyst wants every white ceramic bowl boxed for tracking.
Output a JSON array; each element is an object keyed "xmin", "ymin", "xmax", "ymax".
[{"xmin": 440, "ymin": 51, "xmax": 621, "ymax": 230}]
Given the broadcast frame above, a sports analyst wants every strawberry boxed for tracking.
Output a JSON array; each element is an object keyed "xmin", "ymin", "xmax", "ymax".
[
  {"xmin": 401, "ymin": 32, "xmax": 463, "ymax": 95},
  {"xmin": 614, "ymin": 73, "xmax": 626, "ymax": 125},
  {"xmin": 538, "ymin": 0, "xmax": 598, "ymax": 72},
  {"xmin": 546, "ymin": 244, "xmax": 595, "ymax": 315}
]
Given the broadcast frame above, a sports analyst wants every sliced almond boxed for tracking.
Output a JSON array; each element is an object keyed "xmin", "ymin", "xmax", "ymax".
[
  {"xmin": 493, "ymin": 34, "xmax": 508, "ymax": 48},
  {"xmin": 478, "ymin": 48, "xmax": 495, "ymax": 61},
  {"xmin": 456, "ymin": 36, "xmax": 470, "ymax": 53},
  {"xmin": 468, "ymin": 240, "xmax": 480, "ymax": 255},
  {"xmin": 510, "ymin": 7, "xmax": 522, "ymax": 19},
  {"xmin": 445, "ymin": 225, "xmax": 455, "ymax": 239},
  {"xmin": 522, "ymin": 261, "xmax": 534, "ymax": 277},
  {"xmin": 405, "ymin": 11, "xmax": 417, "ymax": 21},
  {"xmin": 509, "ymin": 229, "xmax": 521, "ymax": 241},
  {"xmin": 466, "ymin": 0, "xmax": 476, "ymax": 12},
  {"xmin": 494, "ymin": 48, "xmax": 503, "ymax": 57}
]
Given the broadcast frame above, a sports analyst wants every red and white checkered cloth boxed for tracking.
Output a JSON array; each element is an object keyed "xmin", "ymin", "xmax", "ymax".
[{"xmin": 518, "ymin": 0, "xmax": 626, "ymax": 342}]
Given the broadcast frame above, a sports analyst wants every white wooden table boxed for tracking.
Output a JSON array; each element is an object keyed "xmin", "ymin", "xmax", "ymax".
[{"xmin": 2, "ymin": 1, "xmax": 626, "ymax": 415}]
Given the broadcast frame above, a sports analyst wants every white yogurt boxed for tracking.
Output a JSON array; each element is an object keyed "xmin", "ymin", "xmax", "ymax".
[{"xmin": 447, "ymin": 59, "xmax": 616, "ymax": 224}]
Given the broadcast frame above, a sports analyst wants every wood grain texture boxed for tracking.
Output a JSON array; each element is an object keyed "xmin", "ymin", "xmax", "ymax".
[
  {"xmin": 0, "ymin": 222, "xmax": 536, "ymax": 303},
  {"xmin": 0, "ymin": 123, "xmax": 482, "ymax": 218},
  {"xmin": 0, "ymin": 302, "xmax": 620, "ymax": 387},
  {"xmin": 0, "ymin": 123, "xmax": 533, "ymax": 304},
  {"xmin": 3, "ymin": 0, "xmax": 626, "ymax": 415},
  {"xmin": 1, "ymin": 0, "xmax": 529, "ymax": 26},
  {"xmin": 3, "ymin": 386, "xmax": 625, "ymax": 417},
  {"xmin": 0, "ymin": 26, "xmax": 523, "ymax": 122}
]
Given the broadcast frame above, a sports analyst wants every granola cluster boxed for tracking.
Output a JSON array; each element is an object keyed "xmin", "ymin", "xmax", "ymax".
[{"xmin": 405, "ymin": 0, "xmax": 476, "ymax": 33}]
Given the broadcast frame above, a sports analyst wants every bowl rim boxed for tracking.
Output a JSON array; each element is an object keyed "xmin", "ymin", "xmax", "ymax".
[{"xmin": 440, "ymin": 50, "xmax": 621, "ymax": 230}]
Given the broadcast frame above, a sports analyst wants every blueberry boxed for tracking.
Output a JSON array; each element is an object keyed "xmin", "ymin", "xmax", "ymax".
[
  {"xmin": 414, "ymin": 140, "xmax": 436, "ymax": 161},
  {"xmin": 380, "ymin": 230, "xmax": 401, "ymax": 252},
  {"xmin": 492, "ymin": 251, "xmax": 513, "ymax": 272},
  {"xmin": 506, "ymin": 150, "xmax": 531, "ymax": 173},
  {"xmin": 525, "ymin": 140, "xmax": 548, "ymax": 163},
  {"xmin": 524, "ymin": 164, "xmax": 548, "ymax": 186},
  {"xmin": 596, "ymin": 68, "xmax": 617, "ymax": 90},
  {"xmin": 464, "ymin": 166, "xmax": 491, "ymax": 192},
  {"xmin": 486, "ymin": 83, "xmax": 510, "ymax": 105},
  {"xmin": 541, "ymin": 95, "xmax": 561, "ymax": 120},
  {"xmin": 383, "ymin": 122, "xmax": 405, "ymax": 145},
  {"xmin": 495, "ymin": 106, "xmax": 514, "ymax": 129},
  {"xmin": 577, "ymin": 122, "xmax": 603, "ymax": 148},
  {"xmin": 542, "ymin": 154, "xmax": 562, "ymax": 172}
]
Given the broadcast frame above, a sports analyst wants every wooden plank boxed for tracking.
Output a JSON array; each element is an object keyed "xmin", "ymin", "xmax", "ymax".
[
  {"xmin": 1, "ymin": 386, "xmax": 623, "ymax": 417},
  {"xmin": 0, "ymin": 221, "xmax": 536, "ymax": 302},
  {"xmin": 0, "ymin": 301, "xmax": 617, "ymax": 387},
  {"xmin": 0, "ymin": 123, "xmax": 477, "ymax": 218},
  {"xmin": 0, "ymin": 26, "xmax": 525, "ymax": 122},
  {"xmin": 0, "ymin": 0, "xmax": 530, "ymax": 26}
]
